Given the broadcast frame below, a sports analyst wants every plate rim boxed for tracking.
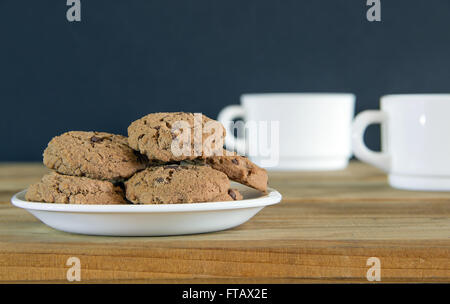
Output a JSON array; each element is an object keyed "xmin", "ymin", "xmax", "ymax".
[{"xmin": 11, "ymin": 188, "xmax": 282, "ymax": 213}]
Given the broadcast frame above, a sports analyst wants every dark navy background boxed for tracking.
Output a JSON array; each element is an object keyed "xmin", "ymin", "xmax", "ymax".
[{"xmin": 1, "ymin": 0, "xmax": 450, "ymax": 161}]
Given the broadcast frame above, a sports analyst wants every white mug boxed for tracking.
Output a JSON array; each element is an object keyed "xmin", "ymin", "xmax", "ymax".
[
  {"xmin": 218, "ymin": 93, "xmax": 355, "ymax": 170},
  {"xmin": 353, "ymin": 94, "xmax": 450, "ymax": 191}
]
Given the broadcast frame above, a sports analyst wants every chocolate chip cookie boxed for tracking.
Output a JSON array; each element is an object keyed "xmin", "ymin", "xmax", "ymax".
[
  {"xmin": 205, "ymin": 150, "xmax": 268, "ymax": 192},
  {"xmin": 25, "ymin": 172, "xmax": 126, "ymax": 204},
  {"xmin": 127, "ymin": 112, "xmax": 225, "ymax": 162},
  {"xmin": 125, "ymin": 164, "xmax": 242, "ymax": 204},
  {"xmin": 43, "ymin": 131, "xmax": 147, "ymax": 181}
]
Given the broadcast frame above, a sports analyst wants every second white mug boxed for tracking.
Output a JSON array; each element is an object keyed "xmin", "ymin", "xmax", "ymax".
[{"xmin": 353, "ymin": 94, "xmax": 450, "ymax": 191}]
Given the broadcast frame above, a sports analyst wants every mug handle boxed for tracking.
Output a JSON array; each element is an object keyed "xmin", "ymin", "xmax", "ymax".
[
  {"xmin": 352, "ymin": 110, "xmax": 391, "ymax": 172},
  {"xmin": 218, "ymin": 105, "xmax": 247, "ymax": 155}
]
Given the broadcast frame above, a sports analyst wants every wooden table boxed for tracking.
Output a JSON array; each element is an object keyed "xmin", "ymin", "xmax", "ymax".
[{"xmin": 0, "ymin": 162, "xmax": 449, "ymax": 283}]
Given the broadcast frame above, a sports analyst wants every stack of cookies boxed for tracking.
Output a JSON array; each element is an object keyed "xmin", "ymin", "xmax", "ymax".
[{"xmin": 26, "ymin": 112, "xmax": 268, "ymax": 205}]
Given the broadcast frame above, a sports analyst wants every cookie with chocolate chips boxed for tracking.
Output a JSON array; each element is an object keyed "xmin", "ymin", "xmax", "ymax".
[
  {"xmin": 43, "ymin": 131, "xmax": 147, "ymax": 181},
  {"xmin": 125, "ymin": 164, "xmax": 242, "ymax": 204},
  {"xmin": 25, "ymin": 171, "xmax": 126, "ymax": 205},
  {"xmin": 127, "ymin": 112, "xmax": 225, "ymax": 162},
  {"xmin": 204, "ymin": 150, "xmax": 268, "ymax": 192}
]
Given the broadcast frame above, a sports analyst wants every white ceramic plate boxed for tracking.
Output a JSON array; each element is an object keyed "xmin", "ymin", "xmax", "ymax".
[{"xmin": 11, "ymin": 183, "xmax": 282, "ymax": 236}]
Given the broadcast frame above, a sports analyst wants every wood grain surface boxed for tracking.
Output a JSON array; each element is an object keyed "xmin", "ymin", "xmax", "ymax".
[{"xmin": 0, "ymin": 162, "xmax": 449, "ymax": 283}]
